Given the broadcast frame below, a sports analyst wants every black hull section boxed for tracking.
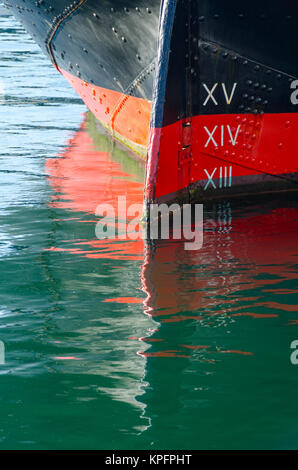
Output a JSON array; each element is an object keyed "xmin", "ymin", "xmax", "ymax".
[
  {"xmin": 152, "ymin": 0, "xmax": 298, "ymax": 128},
  {"xmin": 5, "ymin": 0, "xmax": 160, "ymax": 100},
  {"xmin": 6, "ymin": 0, "xmax": 298, "ymax": 117}
]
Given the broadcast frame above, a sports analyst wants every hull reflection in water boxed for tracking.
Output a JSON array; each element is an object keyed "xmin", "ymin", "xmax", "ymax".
[
  {"xmin": 46, "ymin": 112, "xmax": 298, "ymax": 449},
  {"xmin": 141, "ymin": 200, "xmax": 298, "ymax": 449},
  {"xmin": 45, "ymin": 112, "xmax": 151, "ymax": 431}
]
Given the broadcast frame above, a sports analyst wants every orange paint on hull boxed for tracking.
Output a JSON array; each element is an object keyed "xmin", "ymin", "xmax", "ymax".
[{"xmin": 60, "ymin": 69, "xmax": 151, "ymax": 155}]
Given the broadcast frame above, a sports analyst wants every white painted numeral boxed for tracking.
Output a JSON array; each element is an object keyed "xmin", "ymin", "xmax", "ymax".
[
  {"xmin": 203, "ymin": 83, "xmax": 238, "ymax": 106},
  {"xmin": 204, "ymin": 125, "xmax": 241, "ymax": 148},
  {"xmin": 204, "ymin": 167, "xmax": 232, "ymax": 190}
]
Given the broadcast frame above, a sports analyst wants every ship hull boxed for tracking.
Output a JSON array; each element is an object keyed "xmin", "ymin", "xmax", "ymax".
[{"xmin": 5, "ymin": 0, "xmax": 298, "ymax": 204}]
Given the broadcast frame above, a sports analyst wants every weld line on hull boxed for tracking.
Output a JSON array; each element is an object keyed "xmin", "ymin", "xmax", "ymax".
[{"xmin": 46, "ymin": 0, "xmax": 89, "ymax": 69}]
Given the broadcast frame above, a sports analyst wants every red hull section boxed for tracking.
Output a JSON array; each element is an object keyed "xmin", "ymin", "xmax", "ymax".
[{"xmin": 146, "ymin": 113, "xmax": 298, "ymax": 202}]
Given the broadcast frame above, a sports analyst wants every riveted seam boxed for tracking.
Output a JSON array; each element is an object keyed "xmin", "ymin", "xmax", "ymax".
[
  {"xmin": 45, "ymin": 0, "xmax": 89, "ymax": 70},
  {"xmin": 110, "ymin": 59, "xmax": 156, "ymax": 133}
]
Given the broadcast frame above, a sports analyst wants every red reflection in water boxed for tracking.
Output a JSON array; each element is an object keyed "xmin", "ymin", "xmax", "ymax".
[
  {"xmin": 141, "ymin": 209, "xmax": 298, "ymax": 322},
  {"xmin": 54, "ymin": 356, "xmax": 82, "ymax": 360},
  {"xmin": 104, "ymin": 297, "xmax": 143, "ymax": 304},
  {"xmin": 45, "ymin": 115, "xmax": 298, "ymax": 359},
  {"xmin": 45, "ymin": 117, "xmax": 144, "ymax": 260},
  {"xmin": 218, "ymin": 350, "xmax": 254, "ymax": 356}
]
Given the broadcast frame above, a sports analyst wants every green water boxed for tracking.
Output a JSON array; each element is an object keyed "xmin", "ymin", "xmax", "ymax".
[{"xmin": 0, "ymin": 8, "xmax": 298, "ymax": 450}]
